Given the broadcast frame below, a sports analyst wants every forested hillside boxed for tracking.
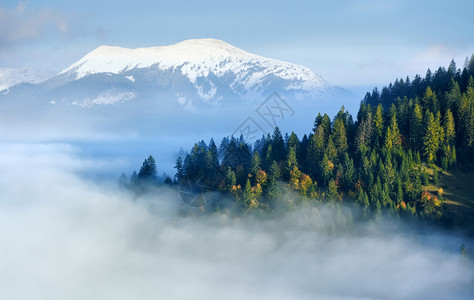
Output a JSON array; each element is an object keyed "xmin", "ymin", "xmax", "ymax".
[{"xmin": 127, "ymin": 55, "xmax": 474, "ymax": 230}]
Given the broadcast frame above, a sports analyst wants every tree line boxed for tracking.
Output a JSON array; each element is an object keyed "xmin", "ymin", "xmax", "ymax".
[{"xmin": 124, "ymin": 55, "xmax": 474, "ymax": 225}]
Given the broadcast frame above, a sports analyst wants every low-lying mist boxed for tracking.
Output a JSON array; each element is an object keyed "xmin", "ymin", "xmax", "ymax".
[
  {"xmin": 0, "ymin": 94, "xmax": 360, "ymax": 177},
  {"xmin": 0, "ymin": 142, "xmax": 473, "ymax": 300}
]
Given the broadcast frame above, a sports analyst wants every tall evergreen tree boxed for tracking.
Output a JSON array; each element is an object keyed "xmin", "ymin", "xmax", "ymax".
[
  {"xmin": 138, "ymin": 155, "xmax": 158, "ymax": 184},
  {"xmin": 287, "ymin": 132, "xmax": 299, "ymax": 153},
  {"xmin": 355, "ymin": 111, "xmax": 373, "ymax": 151},
  {"xmin": 423, "ymin": 111, "xmax": 440, "ymax": 163},
  {"xmin": 269, "ymin": 160, "xmax": 281, "ymax": 181},
  {"xmin": 422, "ymin": 86, "xmax": 439, "ymax": 113},
  {"xmin": 285, "ymin": 146, "xmax": 298, "ymax": 178},
  {"xmin": 225, "ymin": 167, "xmax": 236, "ymax": 190},
  {"xmin": 373, "ymin": 104, "xmax": 384, "ymax": 147},
  {"xmin": 174, "ymin": 156, "xmax": 184, "ymax": 183},
  {"xmin": 410, "ymin": 103, "xmax": 423, "ymax": 151},
  {"xmin": 250, "ymin": 151, "xmax": 261, "ymax": 176},
  {"xmin": 333, "ymin": 118, "xmax": 348, "ymax": 156},
  {"xmin": 384, "ymin": 113, "xmax": 400, "ymax": 149},
  {"xmin": 271, "ymin": 126, "xmax": 286, "ymax": 163},
  {"xmin": 208, "ymin": 139, "xmax": 219, "ymax": 167},
  {"xmin": 307, "ymin": 126, "xmax": 325, "ymax": 176}
]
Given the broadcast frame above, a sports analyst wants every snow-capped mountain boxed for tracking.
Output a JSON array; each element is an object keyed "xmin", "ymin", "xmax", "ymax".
[
  {"xmin": 1, "ymin": 39, "xmax": 353, "ymax": 109},
  {"xmin": 0, "ymin": 39, "xmax": 360, "ymax": 143},
  {"xmin": 0, "ymin": 67, "xmax": 54, "ymax": 91},
  {"xmin": 60, "ymin": 39, "xmax": 329, "ymax": 95}
]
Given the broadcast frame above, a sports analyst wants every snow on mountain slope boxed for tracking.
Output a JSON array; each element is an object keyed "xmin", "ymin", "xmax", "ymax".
[
  {"xmin": 59, "ymin": 39, "xmax": 331, "ymax": 98},
  {"xmin": 0, "ymin": 39, "xmax": 354, "ymax": 110},
  {"xmin": 0, "ymin": 67, "xmax": 54, "ymax": 91}
]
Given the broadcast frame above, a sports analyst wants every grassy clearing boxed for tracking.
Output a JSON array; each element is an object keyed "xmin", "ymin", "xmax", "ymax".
[{"xmin": 425, "ymin": 168, "xmax": 474, "ymax": 233}]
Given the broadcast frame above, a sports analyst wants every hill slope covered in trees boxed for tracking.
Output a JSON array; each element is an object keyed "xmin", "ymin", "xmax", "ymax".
[{"xmin": 126, "ymin": 55, "xmax": 474, "ymax": 233}]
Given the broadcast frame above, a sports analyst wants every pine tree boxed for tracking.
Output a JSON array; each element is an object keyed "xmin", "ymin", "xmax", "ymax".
[
  {"xmin": 410, "ymin": 103, "xmax": 423, "ymax": 151},
  {"xmin": 307, "ymin": 126, "xmax": 324, "ymax": 176},
  {"xmin": 225, "ymin": 167, "xmax": 236, "ymax": 190},
  {"xmin": 138, "ymin": 155, "xmax": 158, "ymax": 184},
  {"xmin": 423, "ymin": 86, "xmax": 439, "ymax": 113},
  {"xmin": 444, "ymin": 109, "xmax": 456, "ymax": 146},
  {"xmin": 384, "ymin": 113, "xmax": 400, "ymax": 150},
  {"xmin": 333, "ymin": 118, "xmax": 348, "ymax": 155},
  {"xmin": 287, "ymin": 132, "xmax": 299, "ymax": 153},
  {"xmin": 445, "ymin": 79, "xmax": 462, "ymax": 111},
  {"xmin": 326, "ymin": 137, "xmax": 337, "ymax": 162},
  {"xmin": 250, "ymin": 151, "xmax": 261, "ymax": 176},
  {"xmin": 313, "ymin": 113, "xmax": 323, "ymax": 132},
  {"xmin": 320, "ymin": 153, "xmax": 333, "ymax": 187},
  {"xmin": 218, "ymin": 137, "xmax": 230, "ymax": 161},
  {"xmin": 373, "ymin": 104, "xmax": 384, "ymax": 147},
  {"xmin": 395, "ymin": 176, "xmax": 403, "ymax": 205},
  {"xmin": 271, "ymin": 126, "xmax": 286, "ymax": 162},
  {"xmin": 423, "ymin": 111, "xmax": 439, "ymax": 163},
  {"xmin": 222, "ymin": 139, "xmax": 239, "ymax": 169},
  {"xmin": 268, "ymin": 177, "xmax": 281, "ymax": 202},
  {"xmin": 355, "ymin": 111, "xmax": 373, "ymax": 151},
  {"xmin": 285, "ymin": 146, "xmax": 298, "ymax": 179},
  {"xmin": 342, "ymin": 153, "xmax": 355, "ymax": 191},
  {"xmin": 174, "ymin": 156, "xmax": 184, "ymax": 183},
  {"xmin": 321, "ymin": 113, "xmax": 332, "ymax": 142},
  {"xmin": 468, "ymin": 54, "xmax": 474, "ymax": 77},
  {"xmin": 435, "ymin": 111, "xmax": 445, "ymax": 147},
  {"xmin": 264, "ymin": 144, "xmax": 273, "ymax": 170},
  {"xmin": 269, "ymin": 160, "xmax": 281, "ymax": 181},
  {"xmin": 384, "ymin": 126, "xmax": 393, "ymax": 150},
  {"xmin": 327, "ymin": 179, "xmax": 340, "ymax": 202},
  {"xmin": 268, "ymin": 161, "xmax": 281, "ymax": 202},
  {"xmin": 250, "ymin": 184, "xmax": 262, "ymax": 209},
  {"xmin": 356, "ymin": 190, "xmax": 370, "ymax": 219},
  {"xmin": 208, "ymin": 139, "xmax": 219, "ymax": 168},
  {"xmin": 243, "ymin": 178, "xmax": 252, "ymax": 208}
]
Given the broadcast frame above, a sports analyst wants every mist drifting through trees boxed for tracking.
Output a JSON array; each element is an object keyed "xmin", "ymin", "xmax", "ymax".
[{"xmin": 0, "ymin": 143, "xmax": 473, "ymax": 299}]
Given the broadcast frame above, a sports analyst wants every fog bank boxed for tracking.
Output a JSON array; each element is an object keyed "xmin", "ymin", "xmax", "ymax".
[{"xmin": 0, "ymin": 143, "xmax": 472, "ymax": 300}]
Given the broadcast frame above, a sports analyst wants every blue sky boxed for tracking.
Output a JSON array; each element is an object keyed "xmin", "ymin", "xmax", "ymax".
[{"xmin": 1, "ymin": 0, "xmax": 473, "ymax": 88}]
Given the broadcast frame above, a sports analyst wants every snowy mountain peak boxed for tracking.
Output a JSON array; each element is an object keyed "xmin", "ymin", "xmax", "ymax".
[
  {"xmin": 59, "ymin": 38, "xmax": 330, "ymax": 92},
  {"xmin": 0, "ymin": 38, "xmax": 354, "ymax": 109},
  {"xmin": 61, "ymin": 39, "xmax": 257, "ymax": 78}
]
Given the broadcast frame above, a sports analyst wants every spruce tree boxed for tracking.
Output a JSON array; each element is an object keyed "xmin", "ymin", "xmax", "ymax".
[
  {"xmin": 444, "ymin": 109, "xmax": 456, "ymax": 146},
  {"xmin": 285, "ymin": 146, "xmax": 298, "ymax": 178},
  {"xmin": 138, "ymin": 155, "xmax": 158, "ymax": 184},
  {"xmin": 333, "ymin": 118, "xmax": 348, "ymax": 156},
  {"xmin": 225, "ymin": 167, "xmax": 236, "ymax": 190},
  {"xmin": 423, "ymin": 111, "xmax": 439, "ymax": 163},
  {"xmin": 250, "ymin": 151, "xmax": 261, "ymax": 176},
  {"xmin": 373, "ymin": 104, "xmax": 384, "ymax": 147},
  {"xmin": 327, "ymin": 179, "xmax": 340, "ymax": 202},
  {"xmin": 174, "ymin": 156, "xmax": 184, "ymax": 183},
  {"xmin": 410, "ymin": 103, "xmax": 423, "ymax": 151},
  {"xmin": 271, "ymin": 126, "xmax": 286, "ymax": 162}
]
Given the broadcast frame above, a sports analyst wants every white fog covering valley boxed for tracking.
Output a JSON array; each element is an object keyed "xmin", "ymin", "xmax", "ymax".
[{"xmin": 0, "ymin": 142, "xmax": 473, "ymax": 300}]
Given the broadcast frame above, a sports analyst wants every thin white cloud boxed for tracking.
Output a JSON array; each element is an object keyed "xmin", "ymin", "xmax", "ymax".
[{"xmin": 405, "ymin": 44, "xmax": 474, "ymax": 75}]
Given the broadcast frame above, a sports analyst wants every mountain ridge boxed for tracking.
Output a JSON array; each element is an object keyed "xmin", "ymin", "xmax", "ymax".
[{"xmin": 1, "ymin": 39, "xmax": 354, "ymax": 109}]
